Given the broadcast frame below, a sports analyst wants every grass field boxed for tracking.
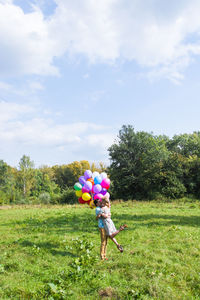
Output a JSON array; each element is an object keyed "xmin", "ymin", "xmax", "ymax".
[{"xmin": 0, "ymin": 201, "xmax": 200, "ymax": 299}]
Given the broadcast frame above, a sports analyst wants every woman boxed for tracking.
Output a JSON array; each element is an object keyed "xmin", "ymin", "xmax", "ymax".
[{"xmin": 96, "ymin": 196, "xmax": 127, "ymax": 252}]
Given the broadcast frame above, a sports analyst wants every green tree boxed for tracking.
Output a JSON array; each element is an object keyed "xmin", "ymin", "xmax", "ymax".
[
  {"xmin": 166, "ymin": 132, "xmax": 200, "ymax": 157},
  {"xmin": 183, "ymin": 155, "xmax": 200, "ymax": 198},
  {"xmin": 18, "ymin": 155, "xmax": 35, "ymax": 197},
  {"xmin": 0, "ymin": 160, "xmax": 15, "ymax": 204},
  {"xmin": 32, "ymin": 168, "xmax": 60, "ymax": 198},
  {"xmin": 0, "ymin": 160, "xmax": 10, "ymax": 190},
  {"xmin": 52, "ymin": 165, "xmax": 76, "ymax": 190},
  {"xmin": 108, "ymin": 125, "xmax": 170, "ymax": 199},
  {"xmin": 155, "ymin": 153, "xmax": 186, "ymax": 199}
]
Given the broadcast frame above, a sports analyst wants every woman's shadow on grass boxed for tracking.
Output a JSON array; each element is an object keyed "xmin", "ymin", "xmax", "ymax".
[
  {"xmin": 5, "ymin": 211, "xmax": 97, "ymax": 234},
  {"xmin": 2, "ymin": 209, "xmax": 200, "ymax": 233},
  {"xmin": 113, "ymin": 213, "xmax": 200, "ymax": 228}
]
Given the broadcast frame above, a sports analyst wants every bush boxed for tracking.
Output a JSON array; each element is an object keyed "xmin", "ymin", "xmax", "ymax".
[
  {"xmin": 50, "ymin": 193, "xmax": 61, "ymax": 204},
  {"xmin": 161, "ymin": 178, "xmax": 186, "ymax": 199},
  {"xmin": 39, "ymin": 192, "xmax": 51, "ymax": 204},
  {"xmin": 16, "ymin": 197, "xmax": 30, "ymax": 205},
  {"xmin": 59, "ymin": 188, "xmax": 77, "ymax": 204},
  {"xmin": 0, "ymin": 191, "xmax": 7, "ymax": 205}
]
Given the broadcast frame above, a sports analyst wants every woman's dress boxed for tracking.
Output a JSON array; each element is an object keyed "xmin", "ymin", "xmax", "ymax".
[{"xmin": 101, "ymin": 206, "xmax": 117, "ymax": 236}]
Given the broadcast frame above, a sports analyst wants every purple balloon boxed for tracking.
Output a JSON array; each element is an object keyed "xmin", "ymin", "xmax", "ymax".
[
  {"xmin": 93, "ymin": 184, "xmax": 102, "ymax": 194},
  {"xmin": 79, "ymin": 176, "xmax": 86, "ymax": 185},
  {"xmin": 101, "ymin": 188, "xmax": 107, "ymax": 195},
  {"xmin": 84, "ymin": 170, "xmax": 92, "ymax": 180},
  {"xmin": 84, "ymin": 181, "xmax": 92, "ymax": 191}
]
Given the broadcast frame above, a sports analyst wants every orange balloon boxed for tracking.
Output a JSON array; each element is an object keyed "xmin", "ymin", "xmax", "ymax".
[{"xmin": 87, "ymin": 178, "xmax": 94, "ymax": 185}]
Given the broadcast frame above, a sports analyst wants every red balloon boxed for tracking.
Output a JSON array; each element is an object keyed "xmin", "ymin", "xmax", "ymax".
[{"xmin": 78, "ymin": 197, "xmax": 85, "ymax": 204}]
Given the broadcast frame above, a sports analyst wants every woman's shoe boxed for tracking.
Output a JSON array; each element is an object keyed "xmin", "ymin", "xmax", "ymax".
[{"xmin": 117, "ymin": 244, "xmax": 124, "ymax": 252}]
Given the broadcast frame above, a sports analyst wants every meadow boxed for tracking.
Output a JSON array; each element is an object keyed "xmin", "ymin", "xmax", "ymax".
[{"xmin": 0, "ymin": 201, "xmax": 200, "ymax": 299}]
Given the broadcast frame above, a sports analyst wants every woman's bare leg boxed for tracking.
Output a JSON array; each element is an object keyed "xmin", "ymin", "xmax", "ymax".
[
  {"xmin": 109, "ymin": 237, "xmax": 124, "ymax": 252},
  {"xmin": 110, "ymin": 230, "xmax": 120, "ymax": 239},
  {"xmin": 109, "ymin": 225, "xmax": 127, "ymax": 239},
  {"xmin": 109, "ymin": 236, "xmax": 119, "ymax": 246}
]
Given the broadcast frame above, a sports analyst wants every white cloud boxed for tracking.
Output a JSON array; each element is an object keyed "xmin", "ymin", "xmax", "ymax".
[
  {"xmin": 90, "ymin": 90, "xmax": 106, "ymax": 103},
  {"xmin": 0, "ymin": 2, "xmax": 59, "ymax": 76},
  {"xmin": 0, "ymin": 100, "xmax": 112, "ymax": 148},
  {"xmin": 0, "ymin": 101, "xmax": 34, "ymax": 122},
  {"xmin": 47, "ymin": 0, "xmax": 200, "ymax": 81},
  {"xmin": 83, "ymin": 73, "xmax": 89, "ymax": 79},
  {"xmin": 1, "ymin": 0, "xmax": 200, "ymax": 81},
  {"xmin": 86, "ymin": 133, "xmax": 115, "ymax": 149},
  {"xmin": 0, "ymin": 81, "xmax": 13, "ymax": 90},
  {"xmin": 28, "ymin": 81, "xmax": 44, "ymax": 91}
]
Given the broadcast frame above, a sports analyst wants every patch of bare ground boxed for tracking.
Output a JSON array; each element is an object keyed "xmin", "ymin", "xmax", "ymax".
[
  {"xmin": 0, "ymin": 205, "xmax": 12, "ymax": 210},
  {"xmin": 99, "ymin": 287, "xmax": 117, "ymax": 299},
  {"xmin": 0, "ymin": 204, "xmax": 42, "ymax": 210}
]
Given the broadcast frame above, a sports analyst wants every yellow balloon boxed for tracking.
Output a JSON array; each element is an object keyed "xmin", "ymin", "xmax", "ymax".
[
  {"xmin": 82, "ymin": 192, "xmax": 91, "ymax": 201},
  {"xmin": 76, "ymin": 190, "xmax": 82, "ymax": 197},
  {"xmin": 89, "ymin": 200, "xmax": 95, "ymax": 209}
]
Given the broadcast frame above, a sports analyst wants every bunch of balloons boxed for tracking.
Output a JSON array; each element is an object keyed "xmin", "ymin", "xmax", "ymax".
[{"xmin": 74, "ymin": 170, "xmax": 110, "ymax": 208}]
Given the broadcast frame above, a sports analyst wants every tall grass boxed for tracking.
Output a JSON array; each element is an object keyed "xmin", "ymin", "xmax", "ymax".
[{"xmin": 0, "ymin": 201, "xmax": 200, "ymax": 299}]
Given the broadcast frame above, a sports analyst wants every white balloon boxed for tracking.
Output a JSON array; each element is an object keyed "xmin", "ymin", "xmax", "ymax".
[
  {"xmin": 105, "ymin": 192, "xmax": 110, "ymax": 199},
  {"xmin": 92, "ymin": 171, "xmax": 99, "ymax": 178},
  {"xmin": 100, "ymin": 172, "xmax": 107, "ymax": 180}
]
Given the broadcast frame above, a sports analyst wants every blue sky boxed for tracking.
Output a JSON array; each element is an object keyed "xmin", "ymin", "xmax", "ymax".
[{"xmin": 0, "ymin": 0, "xmax": 200, "ymax": 167}]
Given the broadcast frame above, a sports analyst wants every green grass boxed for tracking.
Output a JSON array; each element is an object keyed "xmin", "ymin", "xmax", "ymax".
[{"xmin": 0, "ymin": 201, "xmax": 200, "ymax": 299}]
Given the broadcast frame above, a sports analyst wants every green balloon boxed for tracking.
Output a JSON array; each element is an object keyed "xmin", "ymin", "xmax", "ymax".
[{"xmin": 74, "ymin": 182, "xmax": 82, "ymax": 191}]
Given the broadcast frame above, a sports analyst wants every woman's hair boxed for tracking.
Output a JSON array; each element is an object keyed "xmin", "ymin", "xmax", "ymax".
[
  {"xmin": 101, "ymin": 196, "xmax": 110, "ymax": 206},
  {"xmin": 93, "ymin": 199, "xmax": 99, "ymax": 207}
]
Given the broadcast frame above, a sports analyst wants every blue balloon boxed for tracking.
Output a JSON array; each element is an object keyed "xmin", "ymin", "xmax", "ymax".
[{"xmin": 94, "ymin": 175, "xmax": 102, "ymax": 185}]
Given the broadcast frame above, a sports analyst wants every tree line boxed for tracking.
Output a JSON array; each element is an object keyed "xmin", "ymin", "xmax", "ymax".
[
  {"xmin": 0, "ymin": 158, "xmax": 106, "ymax": 205},
  {"xmin": 108, "ymin": 125, "xmax": 200, "ymax": 200},
  {"xmin": 1, "ymin": 125, "xmax": 200, "ymax": 205}
]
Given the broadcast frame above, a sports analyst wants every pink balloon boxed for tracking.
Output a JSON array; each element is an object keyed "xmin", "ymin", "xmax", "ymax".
[
  {"xmin": 101, "ymin": 178, "xmax": 110, "ymax": 189},
  {"xmin": 94, "ymin": 193, "xmax": 103, "ymax": 200},
  {"xmin": 82, "ymin": 186, "xmax": 89, "ymax": 193},
  {"xmin": 91, "ymin": 185, "xmax": 95, "ymax": 193}
]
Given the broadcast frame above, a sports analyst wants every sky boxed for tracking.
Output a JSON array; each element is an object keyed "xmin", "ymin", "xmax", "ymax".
[{"xmin": 1, "ymin": 0, "xmax": 200, "ymax": 168}]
